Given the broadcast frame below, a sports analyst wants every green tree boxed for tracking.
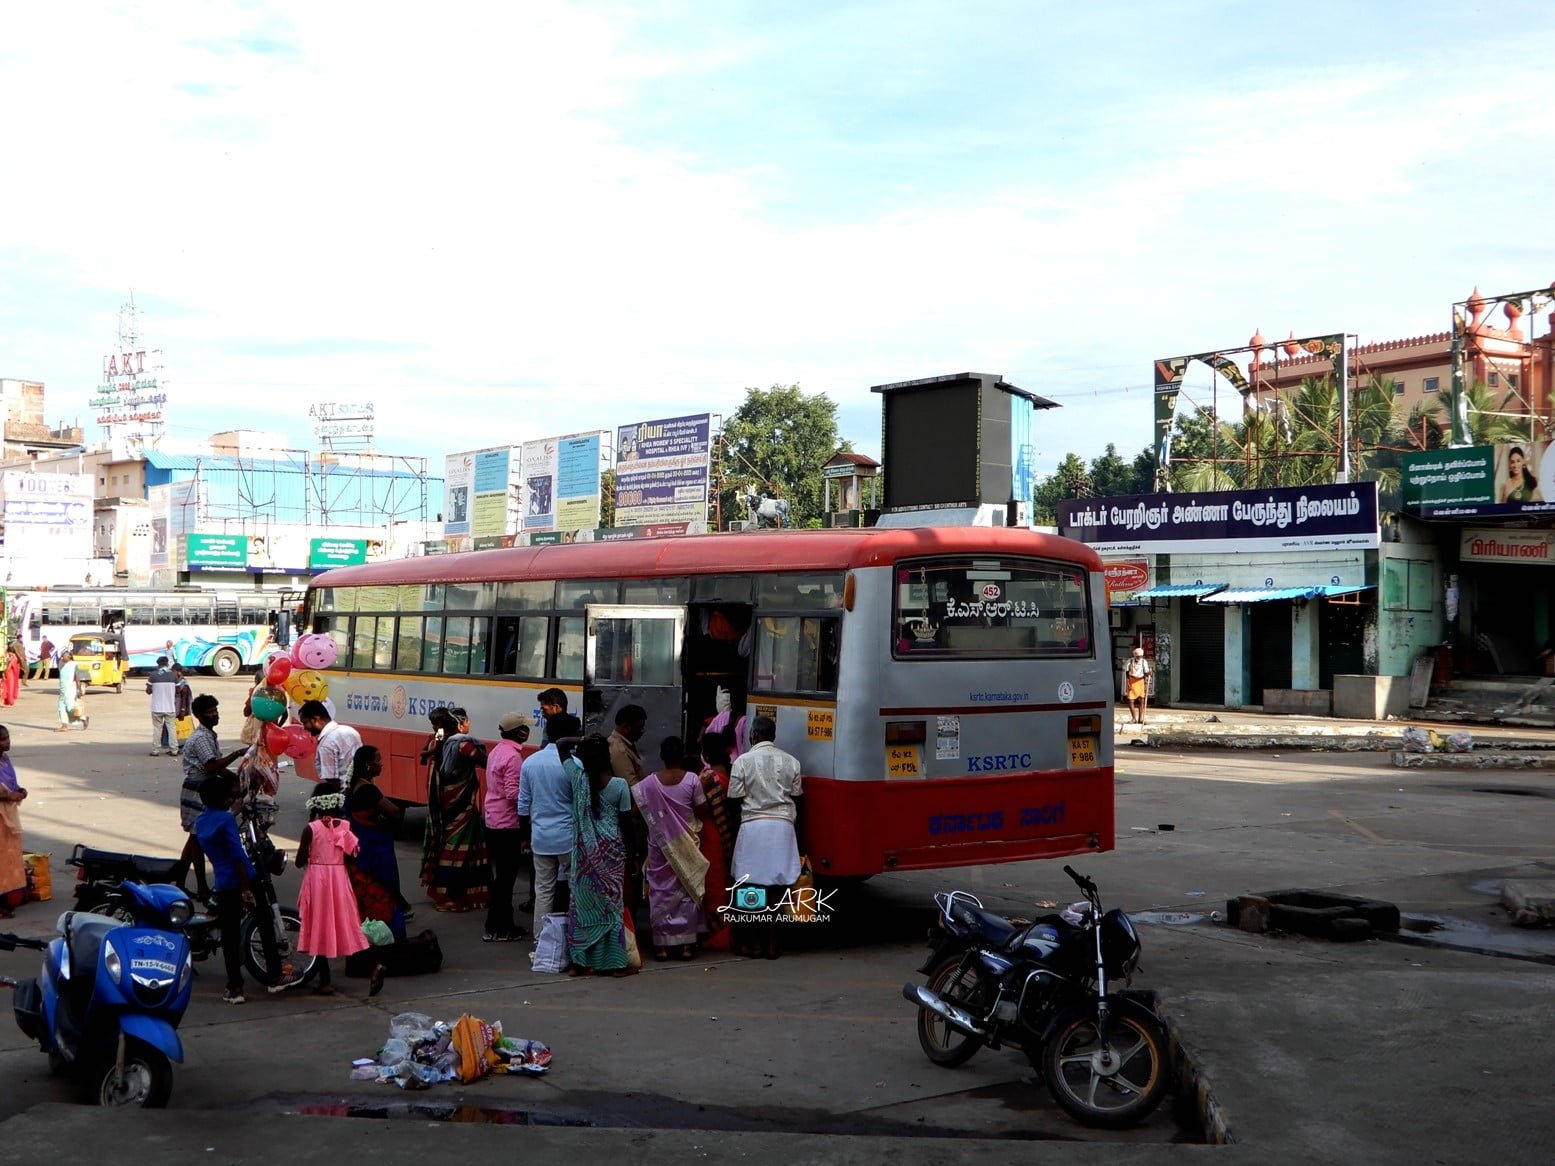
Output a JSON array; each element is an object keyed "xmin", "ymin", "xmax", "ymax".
[
  {"xmin": 1032, "ymin": 452, "xmax": 1093, "ymax": 523},
  {"xmin": 719, "ymin": 385, "xmax": 845, "ymax": 528},
  {"xmin": 598, "ymin": 468, "xmax": 615, "ymax": 529},
  {"xmin": 1088, "ymin": 444, "xmax": 1134, "ymax": 497}
]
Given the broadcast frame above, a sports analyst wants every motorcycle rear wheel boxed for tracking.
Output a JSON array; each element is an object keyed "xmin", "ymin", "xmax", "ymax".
[
  {"xmin": 1039, "ymin": 1006, "xmax": 1168, "ymax": 1129},
  {"xmin": 89, "ymin": 1037, "xmax": 172, "ymax": 1108},
  {"xmin": 241, "ymin": 906, "xmax": 318, "ymax": 990},
  {"xmin": 917, "ymin": 955, "xmax": 989, "ymax": 1068}
]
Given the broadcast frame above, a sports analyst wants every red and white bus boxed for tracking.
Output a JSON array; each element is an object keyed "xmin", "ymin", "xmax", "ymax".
[{"xmin": 302, "ymin": 527, "xmax": 1114, "ymax": 877}]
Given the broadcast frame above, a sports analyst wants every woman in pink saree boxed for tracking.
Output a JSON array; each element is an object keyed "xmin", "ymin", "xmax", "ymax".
[{"xmin": 632, "ymin": 736, "xmax": 709, "ymax": 960}]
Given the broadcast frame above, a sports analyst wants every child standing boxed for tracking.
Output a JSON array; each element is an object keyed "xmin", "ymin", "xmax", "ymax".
[
  {"xmin": 295, "ymin": 780, "xmax": 383, "ymax": 996},
  {"xmin": 192, "ymin": 774, "xmax": 255, "ymax": 1004}
]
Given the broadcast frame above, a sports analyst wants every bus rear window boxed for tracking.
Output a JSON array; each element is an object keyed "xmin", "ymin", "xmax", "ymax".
[{"xmin": 894, "ymin": 557, "xmax": 1092, "ymax": 659}]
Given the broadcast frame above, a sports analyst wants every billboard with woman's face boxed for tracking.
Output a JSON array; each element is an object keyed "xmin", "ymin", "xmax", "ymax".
[{"xmin": 1404, "ymin": 440, "xmax": 1555, "ymax": 517}]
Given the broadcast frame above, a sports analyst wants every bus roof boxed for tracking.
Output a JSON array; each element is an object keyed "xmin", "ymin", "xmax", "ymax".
[{"xmin": 310, "ymin": 527, "xmax": 1102, "ymax": 589}]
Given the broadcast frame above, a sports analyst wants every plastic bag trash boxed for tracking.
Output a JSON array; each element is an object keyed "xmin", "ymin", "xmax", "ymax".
[
  {"xmin": 492, "ymin": 1036, "xmax": 552, "ymax": 1075},
  {"xmin": 378, "ymin": 1037, "xmax": 411, "ymax": 1065},
  {"xmin": 1401, "ymin": 726, "xmax": 1433, "ymax": 753},
  {"xmin": 388, "ymin": 1012, "xmax": 437, "ymax": 1044},
  {"xmin": 350, "ymin": 1064, "xmax": 380, "ymax": 1080},
  {"xmin": 1446, "ymin": 731, "xmax": 1474, "ymax": 753},
  {"xmin": 361, "ymin": 919, "xmax": 395, "ymax": 946},
  {"xmin": 392, "ymin": 1061, "xmax": 439, "ymax": 1090}
]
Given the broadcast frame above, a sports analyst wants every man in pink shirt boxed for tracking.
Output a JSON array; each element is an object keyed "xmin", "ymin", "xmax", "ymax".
[{"xmin": 483, "ymin": 711, "xmax": 532, "ymax": 942}]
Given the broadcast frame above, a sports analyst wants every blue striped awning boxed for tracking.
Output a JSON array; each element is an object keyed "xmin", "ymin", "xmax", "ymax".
[
  {"xmin": 1310, "ymin": 584, "xmax": 1375, "ymax": 598},
  {"xmin": 1201, "ymin": 586, "xmax": 1322, "ymax": 605},
  {"xmin": 1132, "ymin": 583, "xmax": 1227, "ymax": 600}
]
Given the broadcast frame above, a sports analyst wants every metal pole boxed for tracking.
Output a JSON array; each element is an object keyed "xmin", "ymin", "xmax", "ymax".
[{"xmin": 1336, "ymin": 343, "xmax": 1352, "ymax": 483}]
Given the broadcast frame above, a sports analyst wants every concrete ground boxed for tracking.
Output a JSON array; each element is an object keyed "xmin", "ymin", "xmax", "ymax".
[{"xmin": 0, "ymin": 677, "xmax": 1552, "ymax": 1163}]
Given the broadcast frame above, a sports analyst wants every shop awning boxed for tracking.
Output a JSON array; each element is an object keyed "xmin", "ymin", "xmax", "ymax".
[
  {"xmin": 1309, "ymin": 584, "xmax": 1375, "ymax": 598},
  {"xmin": 1200, "ymin": 586, "xmax": 1322, "ymax": 605},
  {"xmin": 1131, "ymin": 583, "xmax": 1227, "ymax": 600}
]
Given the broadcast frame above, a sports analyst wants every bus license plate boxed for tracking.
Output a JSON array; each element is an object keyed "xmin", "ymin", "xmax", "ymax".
[{"xmin": 1067, "ymin": 736, "xmax": 1098, "ymax": 768}]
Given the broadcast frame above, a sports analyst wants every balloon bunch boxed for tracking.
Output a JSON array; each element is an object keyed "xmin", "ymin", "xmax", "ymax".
[{"xmin": 244, "ymin": 636, "xmax": 341, "ymax": 762}]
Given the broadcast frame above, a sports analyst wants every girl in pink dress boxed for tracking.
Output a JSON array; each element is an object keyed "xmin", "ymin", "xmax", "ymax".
[{"xmin": 296, "ymin": 781, "xmax": 381, "ymax": 996}]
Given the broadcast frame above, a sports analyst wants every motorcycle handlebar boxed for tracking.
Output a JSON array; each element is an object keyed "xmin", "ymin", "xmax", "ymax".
[
  {"xmin": 0, "ymin": 934, "xmax": 49, "ymax": 952},
  {"xmin": 1063, "ymin": 865, "xmax": 1099, "ymax": 897}
]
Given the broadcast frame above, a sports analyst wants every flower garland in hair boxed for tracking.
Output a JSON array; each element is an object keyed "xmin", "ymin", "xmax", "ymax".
[{"xmin": 306, "ymin": 791, "xmax": 346, "ymax": 814}]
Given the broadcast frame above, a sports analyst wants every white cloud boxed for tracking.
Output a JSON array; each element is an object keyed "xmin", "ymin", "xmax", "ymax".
[{"xmin": 2, "ymin": 4, "xmax": 1554, "ymax": 473}]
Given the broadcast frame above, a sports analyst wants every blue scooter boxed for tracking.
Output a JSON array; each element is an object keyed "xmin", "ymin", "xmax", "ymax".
[{"xmin": 0, "ymin": 881, "xmax": 195, "ymax": 1107}]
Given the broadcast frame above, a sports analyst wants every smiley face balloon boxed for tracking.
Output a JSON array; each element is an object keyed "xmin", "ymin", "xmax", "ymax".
[
  {"xmin": 285, "ymin": 668, "xmax": 330, "ymax": 704},
  {"xmin": 295, "ymin": 633, "xmax": 339, "ymax": 671}
]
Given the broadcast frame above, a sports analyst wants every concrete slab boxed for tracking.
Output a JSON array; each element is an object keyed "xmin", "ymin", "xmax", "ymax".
[{"xmin": 1501, "ymin": 879, "xmax": 1555, "ymax": 927}]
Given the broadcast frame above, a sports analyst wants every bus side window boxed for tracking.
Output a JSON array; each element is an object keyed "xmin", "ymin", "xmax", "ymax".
[
  {"xmin": 468, "ymin": 617, "xmax": 489, "ymax": 675},
  {"xmin": 214, "ymin": 602, "xmax": 239, "ymax": 625},
  {"xmin": 554, "ymin": 616, "xmax": 584, "ymax": 681},
  {"xmin": 754, "ymin": 616, "xmax": 840, "ymax": 694},
  {"xmin": 352, "ymin": 616, "xmax": 377, "ymax": 669},
  {"xmin": 397, "ymin": 617, "xmax": 425, "ymax": 671},
  {"xmin": 422, "ymin": 617, "xmax": 444, "ymax": 673}
]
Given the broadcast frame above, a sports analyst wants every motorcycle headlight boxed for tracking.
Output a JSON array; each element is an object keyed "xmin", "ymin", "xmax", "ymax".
[
  {"xmin": 167, "ymin": 897, "xmax": 193, "ymax": 928},
  {"xmin": 105, "ymin": 946, "xmax": 122, "ymax": 984}
]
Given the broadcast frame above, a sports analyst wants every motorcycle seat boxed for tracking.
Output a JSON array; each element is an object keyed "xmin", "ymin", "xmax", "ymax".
[
  {"xmin": 65, "ymin": 914, "xmax": 117, "ymax": 1014},
  {"xmin": 70, "ymin": 844, "xmax": 182, "ymax": 883},
  {"xmin": 950, "ymin": 900, "xmax": 1021, "ymax": 948}
]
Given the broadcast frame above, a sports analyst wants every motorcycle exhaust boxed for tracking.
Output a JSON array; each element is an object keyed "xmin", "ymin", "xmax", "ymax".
[{"xmin": 901, "ymin": 982, "xmax": 988, "ymax": 1039}]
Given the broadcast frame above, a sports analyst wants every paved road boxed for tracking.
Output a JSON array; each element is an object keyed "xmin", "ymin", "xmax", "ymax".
[{"xmin": 0, "ymin": 677, "xmax": 1552, "ymax": 1163}]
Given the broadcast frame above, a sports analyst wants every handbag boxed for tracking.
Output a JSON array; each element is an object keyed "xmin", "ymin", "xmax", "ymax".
[{"xmin": 786, "ymin": 855, "xmax": 817, "ymax": 921}]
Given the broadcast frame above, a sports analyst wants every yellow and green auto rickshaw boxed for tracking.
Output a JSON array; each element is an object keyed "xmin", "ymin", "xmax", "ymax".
[{"xmin": 68, "ymin": 631, "xmax": 126, "ymax": 693}]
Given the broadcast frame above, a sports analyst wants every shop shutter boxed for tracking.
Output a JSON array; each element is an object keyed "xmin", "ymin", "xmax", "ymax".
[
  {"xmin": 1178, "ymin": 601, "xmax": 1225, "ymax": 704},
  {"xmin": 1249, "ymin": 602, "xmax": 1293, "ymax": 703}
]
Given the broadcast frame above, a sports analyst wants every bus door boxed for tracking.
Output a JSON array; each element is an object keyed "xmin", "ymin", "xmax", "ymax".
[{"xmin": 583, "ymin": 605, "xmax": 686, "ymax": 740}]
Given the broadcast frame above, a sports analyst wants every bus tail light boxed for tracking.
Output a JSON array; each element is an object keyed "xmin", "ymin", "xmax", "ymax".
[
  {"xmin": 1068, "ymin": 714, "xmax": 1101, "ymax": 737},
  {"xmin": 885, "ymin": 720, "xmax": 926, "ymax": 744}
]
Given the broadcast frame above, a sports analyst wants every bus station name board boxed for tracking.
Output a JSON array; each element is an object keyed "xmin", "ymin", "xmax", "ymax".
[{"xmin": 1059, "ymin": 482, "xmax": 1379, "ymax": 555}]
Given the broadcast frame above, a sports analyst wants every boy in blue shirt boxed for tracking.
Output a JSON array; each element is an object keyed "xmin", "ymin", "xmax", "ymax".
[{"xmin": 193, "ymin": 774, "xmax": 255, "ymax": 1004}]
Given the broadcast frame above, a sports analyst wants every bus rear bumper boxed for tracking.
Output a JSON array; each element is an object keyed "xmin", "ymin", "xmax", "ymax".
[{"xmin": 802, "ymin": 769, "xmax": 1115, "ymax": 878}]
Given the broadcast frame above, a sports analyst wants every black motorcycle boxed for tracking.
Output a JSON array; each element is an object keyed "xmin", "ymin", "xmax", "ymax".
[
  {"xmin": 901, "ymin": 866, "xmax": 1169, "ymax": 1129},
  {"xmin": 67, "ymin": 809, "xmax": 317, "ymax": 991}
]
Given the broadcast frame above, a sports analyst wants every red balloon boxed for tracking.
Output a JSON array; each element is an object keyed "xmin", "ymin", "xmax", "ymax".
[
  {"xmin": 263, "ymin": 723, "xmax": 291, "ymax": 756},
  {"xmin": 283, "ymin": 725, "xmax": 317, "ymax": 760},
  {"xmin": 265, "ymin": 657, "xmax": 293, "ymax": 687}
]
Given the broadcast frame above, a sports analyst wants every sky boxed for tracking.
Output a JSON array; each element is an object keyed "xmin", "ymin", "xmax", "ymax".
[{"xmin": 3, "ymin": 1, "xmax": 1554, "ymax": 481}]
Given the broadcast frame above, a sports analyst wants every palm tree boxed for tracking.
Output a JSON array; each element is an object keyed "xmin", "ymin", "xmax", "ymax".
[{"xmin": 1424, "ymin": 381, "xmax": 1538, "ymax": 447}]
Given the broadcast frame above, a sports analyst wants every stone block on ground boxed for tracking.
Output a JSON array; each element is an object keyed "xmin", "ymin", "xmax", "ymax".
[{"xmin": 1500, "ymin": 879, "xmax": 1555, "ymax": 927}]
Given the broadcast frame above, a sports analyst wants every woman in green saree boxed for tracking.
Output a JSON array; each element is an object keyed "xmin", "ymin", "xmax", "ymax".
[{"xmin": 566, "ymin": 735, "xmax": 634, "ymax": 975}]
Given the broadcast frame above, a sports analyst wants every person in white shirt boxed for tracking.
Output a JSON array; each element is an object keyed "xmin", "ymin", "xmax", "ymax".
[
  {"xmin": 1123, "ymin": 647, "xmax": 1153, "ymax": 725},
  {"xmin": 298, "ymin": 700, "xmax": 364, "ymax": 785},
  {"xmin": 727, "ymin": 715, "xmax": 802, "ymax": 959}
]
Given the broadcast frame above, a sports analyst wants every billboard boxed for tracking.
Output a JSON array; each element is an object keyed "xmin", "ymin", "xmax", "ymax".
[
  {"xmin": 518, "ymin": 431, "xmax": 605, "ymax": 534},
  {"xmin": 1401, "ymin": 441, "xmax": 1555, "ymax": 518},
  {"xmin": 1059, "ymin": 482, "xmax": 1380, "ymax": 555},
  {"xmin": 1, "ymin": 472, "xmax": 93, "ymax": 560},
  {"xmin": 186, "ymin": 532, "xmax": 248, "ymax": 570},
  {"xmin": 443, "ymin": 452, "xmax": 474, "ymax": 536},
  {"xmin": 614, "ymin": 413, "xmax": 712, "ymax": 529},
  {"xmin": 472, "ymin": 446, "xmax": 518, "ymax": 537}
]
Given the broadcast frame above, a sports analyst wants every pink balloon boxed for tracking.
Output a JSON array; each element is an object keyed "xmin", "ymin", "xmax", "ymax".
[
  {"xmin": 290, "ymin": 637, "xmax": 309, "ymax": 666},
  {"xmin": 265, "ymin": 657, "xmax": 293, "ymax": 687},
  {"xmin": 297, "ymin": 634, "xmax": 338, "ymax": 670},
  {"xmin": 283, "ymin": 725, "xmax": 317, "ymax": 760}
]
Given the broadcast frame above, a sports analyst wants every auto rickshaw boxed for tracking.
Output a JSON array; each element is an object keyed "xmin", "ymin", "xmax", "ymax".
[{"xmin": 68, "ymin": 631, "xmax": 126, "ymax": 693}]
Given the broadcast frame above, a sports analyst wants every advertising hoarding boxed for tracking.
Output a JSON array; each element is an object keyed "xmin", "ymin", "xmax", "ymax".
[
  {"xmin": 1401, "ymin": 441, "xmax": 1555, "ymax": 518},
  {"xmin": 614, "ymin": 413, "xmax": 711, "ymax": 529},
  {"xmin": 1, "ymin": 472, "xmax": 93, "ymax": 560}
]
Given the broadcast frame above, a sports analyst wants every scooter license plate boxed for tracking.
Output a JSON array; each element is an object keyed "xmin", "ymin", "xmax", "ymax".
[{"xmin": 1067, "ymin": 736, "xmax": 1098, "ymax": 768}]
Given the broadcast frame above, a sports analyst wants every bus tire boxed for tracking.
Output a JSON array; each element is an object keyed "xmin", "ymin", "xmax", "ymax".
[{"xmin": 210, "ymin": 650, "xmax": 241, "ymax": 678}]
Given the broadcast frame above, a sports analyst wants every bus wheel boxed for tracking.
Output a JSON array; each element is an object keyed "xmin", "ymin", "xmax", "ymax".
[{"xmin": 210, "ymin": 650, "xmax": 241, "ymax": 678}]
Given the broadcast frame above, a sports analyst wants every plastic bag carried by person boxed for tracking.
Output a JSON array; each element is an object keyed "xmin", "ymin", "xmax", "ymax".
[
  {"xmin": 622, "ymin": 909, "xmax": 643, "ymax": 971},
  {"xmin": 361, "ymin": 919, "xmax": 395, "ymax": 946},
  {"xmin": 532, "ymin": 913, "xmax": 569, "ymax": 974},
  {"xmin": 174, "ymin": 715, "xmax": 194, "ymax": 742}
]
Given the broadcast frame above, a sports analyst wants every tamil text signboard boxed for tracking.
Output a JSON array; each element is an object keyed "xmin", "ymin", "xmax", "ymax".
[
  {"xmin": 185, "ymin": 532, "xmax": 248, "ymax": 571},
  {"xmin": 1402, "ymin": 442, "xmax": 1555, "ymax": 519},
  {"xmin": 1059, "ymin": 482, "xmax": 1380, "ymax": 555},
  {"xmin": 309, "ymin": 538, "xmax": 368, "ymax": 569},
  {"xmin": 1, "ymin": 472, "xmax": 93, "ymax": 560},
  {"xmin": 614, "ymin": 413, "xmax": 711, "ymax": 530},
  {"xmin": 1459, "ymin": 527, "xmax": 1555, "ymax": 565}
]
